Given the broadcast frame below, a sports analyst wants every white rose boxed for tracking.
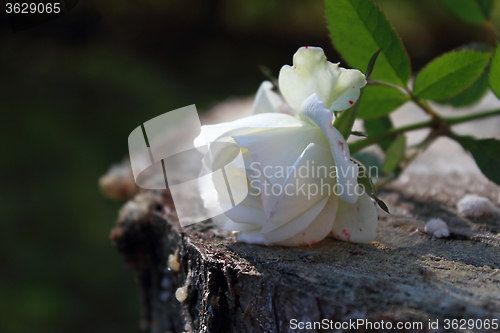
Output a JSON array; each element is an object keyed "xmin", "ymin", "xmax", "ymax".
[{"xmin": 196, "ymin": 46, "xmax": 377, "ymax": 246}]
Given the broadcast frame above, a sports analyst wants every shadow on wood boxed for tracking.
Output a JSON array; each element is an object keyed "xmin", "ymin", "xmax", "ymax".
[{"xmin": 108, "ymin": 173, "xmax": 500, "ymax": 333}]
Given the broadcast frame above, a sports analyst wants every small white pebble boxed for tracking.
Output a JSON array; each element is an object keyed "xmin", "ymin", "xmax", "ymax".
[
  {"xmin": 118, "ymin": 192, "xmax": 157, "ymax": 221},
  {"xmin": 175, "ymin": 286, "xmax": 188, "ymax": 302},
  {"xmin": 168, "ymin": 249, "xmax": 180, "ymax": 271},
  {"xmin": 425, "ymin": 219, "xmax": 449, "ymax": 238},
  {"xmin": 118, "ymin": 200, "xmax": 148, "ymax": 221},
  {"xmin": 457, "ymin": 194, "xmax": 495, "ymax": 218}
]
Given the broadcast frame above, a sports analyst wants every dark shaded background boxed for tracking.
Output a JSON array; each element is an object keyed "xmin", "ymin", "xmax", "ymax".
[{"xmin": 0, "ymin": 1, "xmax": 496, "ymax": 332}]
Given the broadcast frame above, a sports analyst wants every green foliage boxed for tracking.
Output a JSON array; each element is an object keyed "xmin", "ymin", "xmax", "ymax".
[
  {"xmin": 363, "ymin": 115, "xmax": 394, "ymax": 151},
  {"xmin": 438, "ymin": 44, "xmax": 493, "ymax": 107},
  {"xmin": 364, "ymin": 48, "xmax": 382, "ymax": 78},
  {"xmin": 489, "ymin": 43, "xmax": 500, "ymax": 99},
  {"xmin": 352, "ymin": 150, "xmax": 383, "ymax": 177},
  {"xmin": 351, "ymin": 131, "xmax": 368, "ymax": 137},
  {"xmin": 363, "ymin": 115, "xmax": 403, "ymax": 180},
  {"xmin": 455, "ymin": 136, "xmax": 500, "ymax": 185},
  {"xmin": 352, "ymin": 157, "xmax": 390, "ymax": 213},
  {"xmin": 413, "ymin": 50, "xmax": 491, "ymax": 100},
  {"xmin": 358, "ymin": 85, "xmax": 409, "ymax": 119},
  {"xmin": 325, "ymin": 0, "xmax": 411, "ymax": 87},
  {"xmin": 328, "ymin": 0, "xmax": 500, "ymax": 191},
  {"xmin": 382, "ymin": 135, "xmax": 406, "ymax": 174},
  {"xmin": 440, "ymin": 0, "xmax": 494, "ymax": 24},
  {"xmin": 438, "ymin": 70, "xmax": 490, "ymax": 107}
]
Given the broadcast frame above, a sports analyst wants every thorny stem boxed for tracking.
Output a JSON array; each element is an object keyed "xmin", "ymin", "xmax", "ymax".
[
  {"xmin": 349, "ymin": 107, "xmax": 500, "ymax": 154},
  {"xmin": 411, "ymin": 97, "xmax": 440, "ymax": 118},
  {"xmin": 369, "ymin": 79, "xmax": 441, "ymax": 118},
  {"xmin": 445, "ymin": 108, "xmax": 500, "ymax": 125},
  {"xmin": 350, "ymin": 118, "xmax": 434, "ymax": 153},
  {"xmin": 367, "ymin": 79, "xmax": 407, "ymax": 94}
]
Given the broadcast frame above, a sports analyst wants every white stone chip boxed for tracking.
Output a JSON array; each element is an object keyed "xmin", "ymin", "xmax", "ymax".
[
  {"xmin": 424, "ymin": 219, "xmax": 450, "ymax": 238},
  {"xmin": 168, "ymin": 249, "xmax": 180, "ymax": 272},
  {"xmin": 457, "ymin": 194, "xmax": 496, "ymax": 218},
  {"xmin": 175, "ymin": 286, "xmax": 188, "ymax": 302}
]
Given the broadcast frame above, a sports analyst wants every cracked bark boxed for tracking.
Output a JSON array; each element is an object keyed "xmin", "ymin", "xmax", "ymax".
[{"xmin": 109, "ymin": 175, "xmax": 500, "ymax": 333}]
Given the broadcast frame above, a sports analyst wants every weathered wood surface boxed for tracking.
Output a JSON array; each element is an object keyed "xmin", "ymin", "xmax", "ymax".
[
  {"xmin": 110, "ymin": 176, "xmax": 500, "ymax": 333},
  {"xmin": 104, "ymin": 96, "xmax": 500, "ymax": 333}
]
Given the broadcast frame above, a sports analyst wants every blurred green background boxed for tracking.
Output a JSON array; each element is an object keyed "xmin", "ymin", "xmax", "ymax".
[{"xmin": 0, "ymin": 1, "xmax": 496, "ymax": 332}]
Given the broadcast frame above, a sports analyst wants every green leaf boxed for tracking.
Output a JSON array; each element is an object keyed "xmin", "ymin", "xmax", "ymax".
[
  {"xmin": 413, "ymin": 50, "xmax": 491, "ymax": 101},
  {"xmin": 437, "ymin": 44, "xmax": 492, "ymax": 107},
  {"xmin": 364, "ymin": 115, "xmax": 394, "ymax": 151},
  {"xmin": 352, "ymin": 150, "xmax": 383, "ymax": 177},
  {"xmin": 325, "ymin": 0, "xmax": 411, "ymax": 87},
  {"xmin": 438, "ymin": 70, "xmax": 489, "ymax": 107},
  {"xmin": 489, "ymin": 43, "xmax": 500, "ymax": 99},
  {"xmin": 352, "ymin": 157, "xmax": 390, "ymax": 213},
  {"xmin": 365, "ymin": 48, "xmax": 382, "ymax": 78},
  {"xmin": 358, "ymin": 85, "xmax": 409, "ymax": 119},
  {"xmin": 455, "ymin": 135, "xmax": 500, "ymax": 185},
  {"xmin": 382, "ymin": 135, "xmax": 406, "ymax": 174},
  {"xmin": 440, "ymin": 0, "xmax": 494, "ymax": 24}
]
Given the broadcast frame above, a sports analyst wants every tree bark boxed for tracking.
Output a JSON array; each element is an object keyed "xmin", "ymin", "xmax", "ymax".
[{"xmin": 110, "ymin": 174, "xmax": 500, "ymax": 333}]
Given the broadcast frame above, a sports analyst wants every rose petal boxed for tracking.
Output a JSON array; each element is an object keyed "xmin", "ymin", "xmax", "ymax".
[
  {"xmin": 245, "ymin": 158, "xmax": 275, "ymax": 218},
  {"xmin": 195, "ymin": 113, "xmax": 305, "ymax": 148},
  {"xmin": 262, "ymin": 195, "xmax": 330, "ymax": 244},
  {"xmin": 275, "ymin": 194, "xmax": 339, "ymax": 246},
  {"xmin": 236, "ymin": 228, "xmax": 267, "ymax": 244},
  {"xmin": 212, "ymin": 215, "xmax": 261, "ymax": 232},
  {"xmin": 209, "ymin": 149, "xmax": 267, "ymax": 227},
  {"xmin": 302, "ymin": 94, "xmax": 359, "ymax": 204},
  {"xmin": 331, "ymin": 192, "xmax": 378, "ymax": 244},
  {"xmin": 232, "ymin": 124, "xmax": 328, "ymax": 218},
  {"xmin": 198, "ymin": 145, "xmax": 266, "ymax": 231},
  {"xmin": 218, "ymin": 164, "xmax": 268, "ymax": 227},
  {"xmin": 253, "ymin": 81, "xmax": 295, "ymax": 115},
  {"xmin": 278, "ymin": 46, "xmax": 366, "ymax": 113},
  {"xmin": 232, "ymin": 125, "xmax": 326, "ymax": 187},
  {"xmin": 261, "ymin": 142, "xmax": 336, "ymax": 234}
]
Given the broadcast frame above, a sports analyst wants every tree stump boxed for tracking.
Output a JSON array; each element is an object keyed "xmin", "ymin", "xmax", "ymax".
[{"xmin": 103, "ymin": 98, "xmax": 500, "ymax": 333}]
